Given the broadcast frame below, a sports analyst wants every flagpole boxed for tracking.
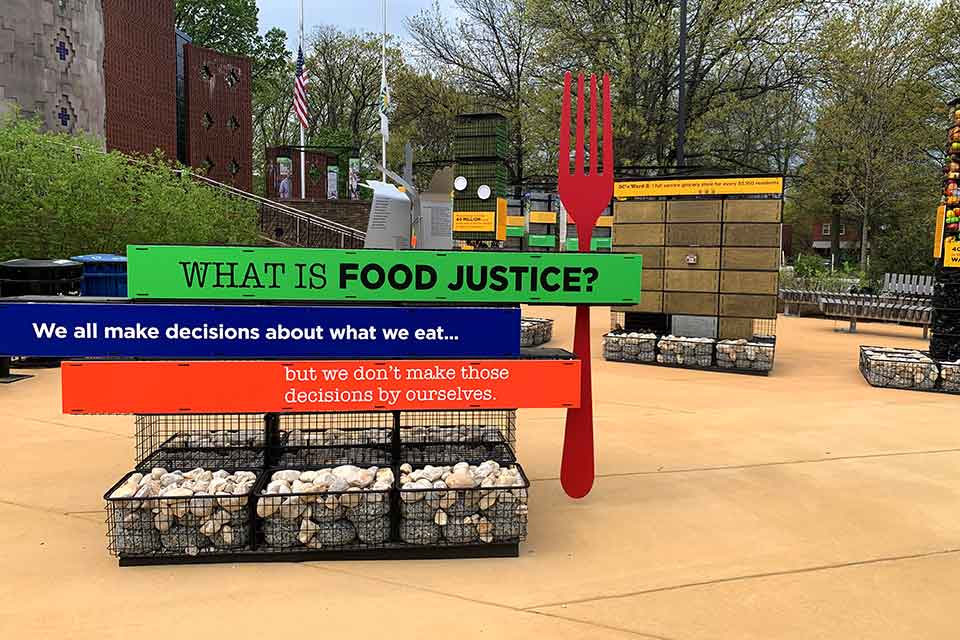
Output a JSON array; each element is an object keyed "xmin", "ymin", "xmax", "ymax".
[
  {"xmin": 381, "ymin": 0, "xmax": 387, "ymax": 182},
  {"xmin": 299, "ymin": 0, "xmax": 307, "ymax": 199}
]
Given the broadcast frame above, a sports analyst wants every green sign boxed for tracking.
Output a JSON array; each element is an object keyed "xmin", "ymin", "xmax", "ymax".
[{"xmin": 127, "ymin": 245, "xmax": 642, "ymax": 304}]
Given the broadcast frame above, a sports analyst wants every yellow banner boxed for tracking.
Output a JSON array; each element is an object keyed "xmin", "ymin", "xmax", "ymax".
[
  {"xmin": 935, "ymin": 204, "xmax": 946, "ymax": 259},
  {"xmin": 506, "ymin": 215, "xmax": 526, "ymax": 227},
  {"xmin": 615, "ymin": 176, "xmax": 784, "ymax": 198},
  {"xmin": 596, "ymin": 215, "xmax": 614, "ymax": 228},
  {"xmin": 453, "ymin": 211, "xmax": 496, "ymax": 232},
  {"xmin": 945, "ymin": 237, "xmax": 960, "ymax": 268},
  {"xmin": 530, "ymin": 211, "xmax": 557, "ymax": 224}
]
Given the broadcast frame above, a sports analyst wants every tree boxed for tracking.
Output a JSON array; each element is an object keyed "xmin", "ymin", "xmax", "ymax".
[
  {"xmin": 174, "ymin": 1, "xmax": 287, "ymax": 80},
  {"xmin": 407, "ymin": 0, "xmax": 548, "ymax": 183},
  {"xmin": 532, "ymin": 0, "xmax": 827, "ymax": 169},
  {"xmin": 796, "ymin": 0, "xmax": 941, "ymax": 270}
]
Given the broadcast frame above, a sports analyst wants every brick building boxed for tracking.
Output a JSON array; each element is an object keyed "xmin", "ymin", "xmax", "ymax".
[
  {"xmin": 101, "ymin": 0, "xmax": 177, "ymax": 159},
  {"xmin": 182, "ymin": 44, "xmax": 252, "ymax": 191},
  {"xmin": 809, "ymin": 218, "xmax": 862, "ymax": 258}
]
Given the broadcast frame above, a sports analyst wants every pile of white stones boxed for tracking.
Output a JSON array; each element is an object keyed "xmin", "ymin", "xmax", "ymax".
[
  {"xmin": 603, "ymin": 331, "xmax": 657, "ymax": 363},
  {"xmin": 716, "ymin": 339, "xmax": 774, "ymax": 372},
  {"xmin": 402, "ymin": 424, "xmax": 507, "ymax": 444},
  {"xmin": 657, "ymin": 335, "xmax": 715, "ymax": 367},
  {"xmin": 520, "ymin": 317, "xmax": 553, "ymax": 347},
  {"xmin": 862, "ymin": 347, "xmax": 938, "ymax": 390},
  {"xmin": 399, "ymin": 461, "xmax": 527, "ymax": 545},
  {"xmin": 285, "ymin": 428, "xmax": 390, "ymax": 448},
  {"xmin": 940, "ymin": 360, "xmax": 960, "ymax": 392},
  {"xmin": 256, "ymin": 466, "xmax": 394, "ymax": 549},
  {"xmin": 108, "ymin": 467, "xmax": 257, "ymax": 556},
  {"xmin": 169, "ymin": 430, "xmax": 263, "ymax": 448}
]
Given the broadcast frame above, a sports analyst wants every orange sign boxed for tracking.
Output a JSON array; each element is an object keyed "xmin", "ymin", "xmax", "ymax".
[
  {"xmin": 62, "ymin": 359, "xmax": 581, "ymax": 414},
  {"xmin": 496, "ymin": 197, "xmax": 507, "ymax": 241}
]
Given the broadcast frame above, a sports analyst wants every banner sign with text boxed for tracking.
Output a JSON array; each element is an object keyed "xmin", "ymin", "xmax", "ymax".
[
  {"xmin": 0, "ymin": 302, "xmax": 519, "ymax": 358},
  {"xmin": 126, "ymin": 245, "xmax": 642, "ymax": 304},
  {"xmin": 945, "ymin": 237, "xmax": 960, "ymax": 268},
  {"xmin": 62, "ymin": 359, "xmax": 581, "ymax": 414},
  {"xmin": 614, "ymin": 176, "xmax": 784, "ymax": 199}
]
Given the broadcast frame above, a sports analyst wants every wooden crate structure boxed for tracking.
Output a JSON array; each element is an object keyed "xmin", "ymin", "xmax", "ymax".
[{"xmin": 612, "ymin": 175, "xmax": 783, "ymax": 341}]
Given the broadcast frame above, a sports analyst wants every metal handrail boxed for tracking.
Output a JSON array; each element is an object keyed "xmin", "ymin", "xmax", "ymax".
[
  {"xmin": 184, "ymin": 172, "xmax": 366, "ymax": 242},
  {"xmin": 53, "ymin": 140, "xmax": 367, "ymax": 246}
]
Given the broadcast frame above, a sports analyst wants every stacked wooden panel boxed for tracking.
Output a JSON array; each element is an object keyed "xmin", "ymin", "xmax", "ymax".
[
  {"xmin": 612, "ymin": 196, "xmax": 781, "ymax": 340},
  {"xmin": 612, "ymin": 200, "xmax": 666, "ymax": 313},
  {"xmin": 718, "ymin": 199, "xmax": 781, "ymax": 338}
]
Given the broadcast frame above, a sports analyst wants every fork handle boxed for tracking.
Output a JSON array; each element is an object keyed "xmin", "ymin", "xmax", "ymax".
[{"xmin": 561, "ymin": 304, "xmax": 594, "ymax": 498}]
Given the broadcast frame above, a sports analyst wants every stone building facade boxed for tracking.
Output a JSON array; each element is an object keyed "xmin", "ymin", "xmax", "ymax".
[{"xmin": 0, "ymin": 0, "xmax": 106, "ymax": 138}]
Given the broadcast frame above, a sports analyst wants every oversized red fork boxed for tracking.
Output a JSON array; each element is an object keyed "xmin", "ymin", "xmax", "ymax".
[{"xmin": 557, "ymin": 72, "xmax": 613, "ymax": 499}]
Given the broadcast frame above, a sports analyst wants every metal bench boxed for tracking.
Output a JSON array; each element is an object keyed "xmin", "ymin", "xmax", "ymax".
[
  {"xmin": 820, "ymin": 287, "xmax": 931, "ymax": 337},
  {"xmin": 779, "ymin": 278, "xmax": 858, "ymax": 316},
  {"xmin": 882, "ymin": 273, "xmax": 934, "ymax": 297}
]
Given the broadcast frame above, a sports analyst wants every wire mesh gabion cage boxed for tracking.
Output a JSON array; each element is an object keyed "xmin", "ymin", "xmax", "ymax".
[
  {"xmin": 134, "ymin": 414, "xmax": 267, "ymax": 470},
  {"xmin": 276, "ymin": 412, "xmax": 393, "ymax": 467},
  {"xmin": 602, "ymin": 331, "xmax": 657, "ymax": 363},
  {"xmin": 520, "ymin": 317, "xmax": 553, "ymax": 347},
  {"xmin": 104, "ymin": 468, "xmax": 261, "ymax": 558},
  {"xmin": 398, "ymin": 461, "xmax": 529, "ymax": 546},
  {"xmin": 715, "ymin": 337, "xmax": 776, "ymax": 372},
  {"xmin": 399, "ymin": 410, "xmax": 517, "ymax": 465},
  {"xmin": 859, "ymin": 346, "xmax": 939, "ymax": 391},
  {"xmin": 255, "ymin": 466, "xmax": 395, "ymax": 552},
  {"xmin": 657, "ymin": 336, "xmax": 715, "ymax": 368}
]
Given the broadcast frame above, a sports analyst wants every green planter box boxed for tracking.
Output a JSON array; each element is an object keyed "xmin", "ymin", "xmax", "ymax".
[
  {"xmin": 528, "ymin": 234, "xmax": 556, "ymax": 249},
  {"xmin": 567, "ymin": 237, "xmax": 613, "ymax": 251}
]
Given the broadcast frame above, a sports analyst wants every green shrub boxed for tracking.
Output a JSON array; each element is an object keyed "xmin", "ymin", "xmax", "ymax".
[
  {"xmin": 0, "ymin": 113, "xmax": 258, "ymax": 261},
  {"xmin": 793, "ymin": 253, "xmax": 825, "ymax": 278}
]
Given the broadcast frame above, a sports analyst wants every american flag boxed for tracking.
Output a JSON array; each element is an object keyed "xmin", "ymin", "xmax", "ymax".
[{"xmin": 294, "ymin": 45, "xmax": 309, "ymax": 129}]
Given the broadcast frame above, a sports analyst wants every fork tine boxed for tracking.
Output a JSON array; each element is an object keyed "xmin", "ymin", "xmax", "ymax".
[
  {"xmin": 589, "ymin": 75, "xmax": 598, "ymax": 175},
  {"xmin": 559, "ymin": 72, "xmax": 572, "ymax": 178},
  {"xmin": 602, "ymin": 73, "xmax": 613, "ymax": 176},
  {"xmin": 574, "ymin": 73, "xmax": 585, "ymax": 176}
]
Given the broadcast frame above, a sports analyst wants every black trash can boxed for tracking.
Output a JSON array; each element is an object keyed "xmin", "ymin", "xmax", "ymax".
[
  {"xmin": 0, "ymin": 258, "xmax": 81, "ymax": 381},
  {"xmin": 0, "ymin": 258, "xmax": 83, "ymax": 297}
]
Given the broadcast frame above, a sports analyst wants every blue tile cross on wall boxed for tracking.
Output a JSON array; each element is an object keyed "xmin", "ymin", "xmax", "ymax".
[
  {"xmin": 58, "ymin": 107, "xmax": 70, "ymax": 127},
  {"xmin": 56, "ymin": 40, "xmax": 69, "ymax": 61}
]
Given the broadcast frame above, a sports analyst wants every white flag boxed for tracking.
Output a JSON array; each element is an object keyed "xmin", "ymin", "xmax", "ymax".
[{"xmin": 379, "ymin": 68, "xmax": 390, "ymax": 142}]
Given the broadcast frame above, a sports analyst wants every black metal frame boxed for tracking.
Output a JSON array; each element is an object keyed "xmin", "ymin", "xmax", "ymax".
[
  {"xmin": 118, "ymin": 543, "xmax": 520, "ymax": 566},
  {"xmin": 111, "ymin": 408, "xmax": 525, "ymax": 564}
]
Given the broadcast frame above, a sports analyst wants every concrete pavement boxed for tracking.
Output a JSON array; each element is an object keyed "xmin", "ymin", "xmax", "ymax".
[{"xmin": 0, "ymin": 310, "xmax": 954, "ymax": 639}]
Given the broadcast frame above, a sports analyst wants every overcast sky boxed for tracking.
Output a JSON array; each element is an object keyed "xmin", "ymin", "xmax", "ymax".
[{"xmin": 255, "ymin": 0, "xmax": 455, "ymax": 49}]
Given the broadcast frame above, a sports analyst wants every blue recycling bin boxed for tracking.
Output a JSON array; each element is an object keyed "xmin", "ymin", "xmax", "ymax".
[{"xmin": 70, "ymin": 254, "xmax": 128, "ymax": 296}]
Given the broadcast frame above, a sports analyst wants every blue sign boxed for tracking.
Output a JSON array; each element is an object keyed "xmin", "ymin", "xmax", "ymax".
[{"xmin": 0, "ymin": 302, "xmax": 519, "ymax": 358}]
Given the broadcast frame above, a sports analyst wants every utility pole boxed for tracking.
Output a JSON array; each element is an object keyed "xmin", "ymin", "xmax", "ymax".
[{"xmin": 676, "ymin": 0, "xmax": 688, "ymax": 167}]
